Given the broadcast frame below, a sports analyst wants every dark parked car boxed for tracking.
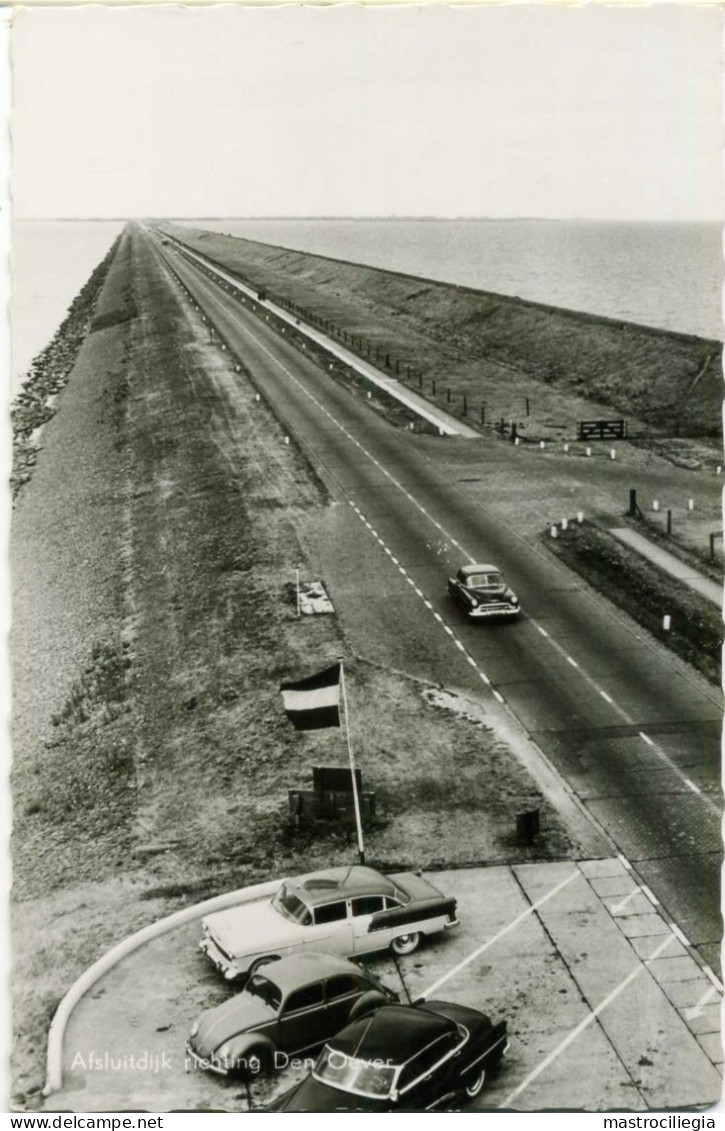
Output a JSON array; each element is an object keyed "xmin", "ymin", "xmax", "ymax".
[
  {"xmin": 448, "ymin": 563, "xmax": 520, "ymax": 620},
  {"xmin": 266, "ymin": 999, "xmax": 509, "ymax": 1111},
  {"xmin": 186, "ymin": 952, "xmax": 397, "ymax": 1077}
]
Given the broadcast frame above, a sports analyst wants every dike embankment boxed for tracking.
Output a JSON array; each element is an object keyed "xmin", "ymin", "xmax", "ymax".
[
  {"xmin": 161, "ymin": 222, "xmax": 722, "ymax": 442},
  {"xmin": 13, "ymin": 221, "xmax": 588, "ymax": 1107},
  {"xmin": 11, "ymin": 238, "xmax": 122, "ymax": 497}
]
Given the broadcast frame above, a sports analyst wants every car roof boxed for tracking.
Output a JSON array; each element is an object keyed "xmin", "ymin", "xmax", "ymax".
[
  {"xmin": 330, "ymin": 1004, "xmax": 455, "ymax": 1064},
  {"xmin": 459, "ymin": 563, "xmax": 499, "ymax": 576},
  {"xmin": 289, "ymin": 865, "xmax": 397, "ymax": 907},
  {"xmin": 259, "ymin": 952, "xmax": 366, "ymax": 992}
]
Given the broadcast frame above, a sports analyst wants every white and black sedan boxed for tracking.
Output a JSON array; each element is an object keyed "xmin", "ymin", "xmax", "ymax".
[
  {"xmin": 266, "ymin": 999, "xmax": 509, "ymax": 1111},
  {"xmin": 200, "ymin": 865, "xmax": 459, "ymax": 981},
  {"xmin": 448, "ymin": 563, "xmax": 520, "ymax": 619}
]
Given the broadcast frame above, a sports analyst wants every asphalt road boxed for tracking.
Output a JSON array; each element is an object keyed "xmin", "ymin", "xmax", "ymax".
[{"xmin": 150, "ymin": 232, "xmax": 722, "ymax": 975}]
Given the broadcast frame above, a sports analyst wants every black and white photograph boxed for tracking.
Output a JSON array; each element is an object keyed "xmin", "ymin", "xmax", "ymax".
[{"xmin": 7, "ymin": 2, "xmax": 724, "ymax": 1119}]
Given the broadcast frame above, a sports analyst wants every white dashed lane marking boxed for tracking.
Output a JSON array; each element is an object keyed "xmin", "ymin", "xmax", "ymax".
[{"xmin": 167, "ymin": 244, "xmax": 717, "ymax": 807}]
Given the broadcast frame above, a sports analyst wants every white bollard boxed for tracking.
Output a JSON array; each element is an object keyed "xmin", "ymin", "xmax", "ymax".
[
  {"xmin": 564, "ymin": 444, "xmax": 569, "ymax": 453},
  {"xmin": 285, "ymin": 436, "xmax": 290, "ymax": 445},
  {"xmin": 610, "ymin": 449, "xmax": 616, "ymax": 460},
  {"xmin": 577, "ymin": 511, "xmax": 584, "ymax": 524},
  {"xmin": 653, "ymin": 500, "xmax": 660, "ymax": 512},
  {"xmin": 586, "ymin": 447, "xmax": 591, "ymax": 457},
  {"xmin": 367, "ymin": 391, "xmax": 372, "ymax": 399},
  {"xmin": 409, "ymin": 423, "xmax": 415, "ymax": 431},
  {"xmin": 717, "ymin": 466, "xmax": 722, "ymax": 475},
  {"xmin": 687, "ymin": 498, "xmax": 694, "ymax": 511},
  {"xmin": 539, "ymin": 441, "xmax": 546, "ymax": 450},
  {"xmin": 550, "ymin": 525, "xmax": 558, "ymax": 538},
  {"xmin": 663, "ymin": 614, "xmax": 671, "ymax": 631},
  {"xmin": 562, "ymin": 518, "xmax": 568, "ymax": 530},
  {"xmin": 255, "ymin": 394, "xmax": 260, "ymax": 402},
  {"xmin": 514, "ymin": 437, "xmax": 520, "ymax": 446}
]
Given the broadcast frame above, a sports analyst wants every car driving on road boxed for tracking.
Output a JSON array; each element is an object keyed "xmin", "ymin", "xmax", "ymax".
[
  {"xmin": 199, "ymin": 865, "xmax": 458, "ymax": 981},
  {"xmin": 186, "ymin": 952, "xmax": 398, "ymax": 1077},
  {"xmin": 448, "ymin": 563, "xmax": 520, "ymax": 619},
  {"xmin": 266, "ymin": 999, "xmax": 509, "ymax": 1111}
]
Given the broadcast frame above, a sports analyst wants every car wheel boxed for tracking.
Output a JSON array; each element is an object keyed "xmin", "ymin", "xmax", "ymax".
[
  {"xmin": 391, "ymin": 932, "xmax": 421, "ymax": 956},
  {"xmin": 243, "ymin": 1044, "xmax": 273, "ymax": 1079},
  {"xmin": 465, "ymin": 1068, "xmax": 486, "ymax": 1098},
  {"xmin": 348, "ymin": 990, "xmax": 388, "ymax": 1022},
  {"xmin": 247, "ymin": 955, "xmax": 281, "ymax": 978}
]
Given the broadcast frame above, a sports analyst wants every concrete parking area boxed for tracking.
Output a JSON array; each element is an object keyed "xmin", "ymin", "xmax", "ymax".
[{"xmin": 48, "ymin": 860, "xmax": 722, "ymax": 1113}]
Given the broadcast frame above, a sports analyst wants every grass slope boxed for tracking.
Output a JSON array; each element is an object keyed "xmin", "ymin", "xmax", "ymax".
[
  {"xmin": 162, "ymin": 223, "xmax": 722, "ymax": 440},
  {"xmin": 11, "ymin": 223, "xmax": 582, "ymax": 1106}
]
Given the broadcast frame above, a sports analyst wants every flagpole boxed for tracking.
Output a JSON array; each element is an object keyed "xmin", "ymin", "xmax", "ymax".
[{"xmin": 339, "ymin": 660, "xmax": 365, "ymax": 865}]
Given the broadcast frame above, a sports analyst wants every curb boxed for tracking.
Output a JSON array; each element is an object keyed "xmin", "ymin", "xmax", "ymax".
[{"xmin": 43, "ymin": 878, "xmax": 281, "ymax": 1096}]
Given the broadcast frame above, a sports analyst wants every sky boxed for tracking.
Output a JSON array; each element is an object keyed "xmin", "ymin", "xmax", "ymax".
[{"xmin": 10, "ymin": 4, "xmax": 724, "ymax": 221}]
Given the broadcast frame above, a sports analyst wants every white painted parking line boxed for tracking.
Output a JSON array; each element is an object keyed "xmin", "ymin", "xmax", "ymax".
[
  {"xmin": 422, "ymin": 870, "xmax": 580, "ymax": 1000},
  {"xmin": 566, "ymin": 656, "xmax": 579, "ymax": 668},
  {"xmin": 684, "ymin": 985, "xmax": 720, "ymax": 1020},
  {"xmin": 493, "ymin": 690, "xmax": 505, "ymax": 703},
  {"xmin": 499, "ymin": 931, "xmax": 677, "ymax": 1109},
  {"xmin": 684, "ymin": 778, "xmax": 701, "ymax": 794},
  {"xmin": 639, "ymin": 731, "xmax": 654, "ymax": 746},
  {"xmin": 599, "ymin": 690, "xmax": 614, "ymax": 704}
]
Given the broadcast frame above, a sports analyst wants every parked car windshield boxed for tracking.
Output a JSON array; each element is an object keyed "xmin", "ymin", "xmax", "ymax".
[
  {"xmin": 245, "ymin": 974, "xmax": 282, "ymax": 1011},
  {"xmin": 272, "ymin": 883, "xmax": 313, "ymax": 925},
  {"xmin": 315, "ymin": 1046, "xmax": 397, "ymax": 1100},
  {"xmin": 468, "ymin": 572, "xmax": 502, "ymax": 589}
]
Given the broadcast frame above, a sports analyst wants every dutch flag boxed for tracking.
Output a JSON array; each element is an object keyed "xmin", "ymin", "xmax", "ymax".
[{"xmin": 280, "ymin": 662, "xmax": 341, "ymax": 731}]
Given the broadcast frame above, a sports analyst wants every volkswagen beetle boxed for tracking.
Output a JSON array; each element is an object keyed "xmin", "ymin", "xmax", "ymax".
[{"xmin": 186, "ymin": 952, "xmax": 398, "ymax": 1077}]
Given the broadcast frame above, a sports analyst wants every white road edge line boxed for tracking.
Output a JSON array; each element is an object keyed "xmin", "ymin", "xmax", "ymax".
[
  {"xmin": 670, "ymin": 923, "xmax": 691, "ymax": 947},
  {"xmin": 499, "ymin": 931, "xmax": 677, "ymax": 1109},
  {"xmin": 421, "ymin": 870, "xmax": 580, "ymax": 1000}
]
